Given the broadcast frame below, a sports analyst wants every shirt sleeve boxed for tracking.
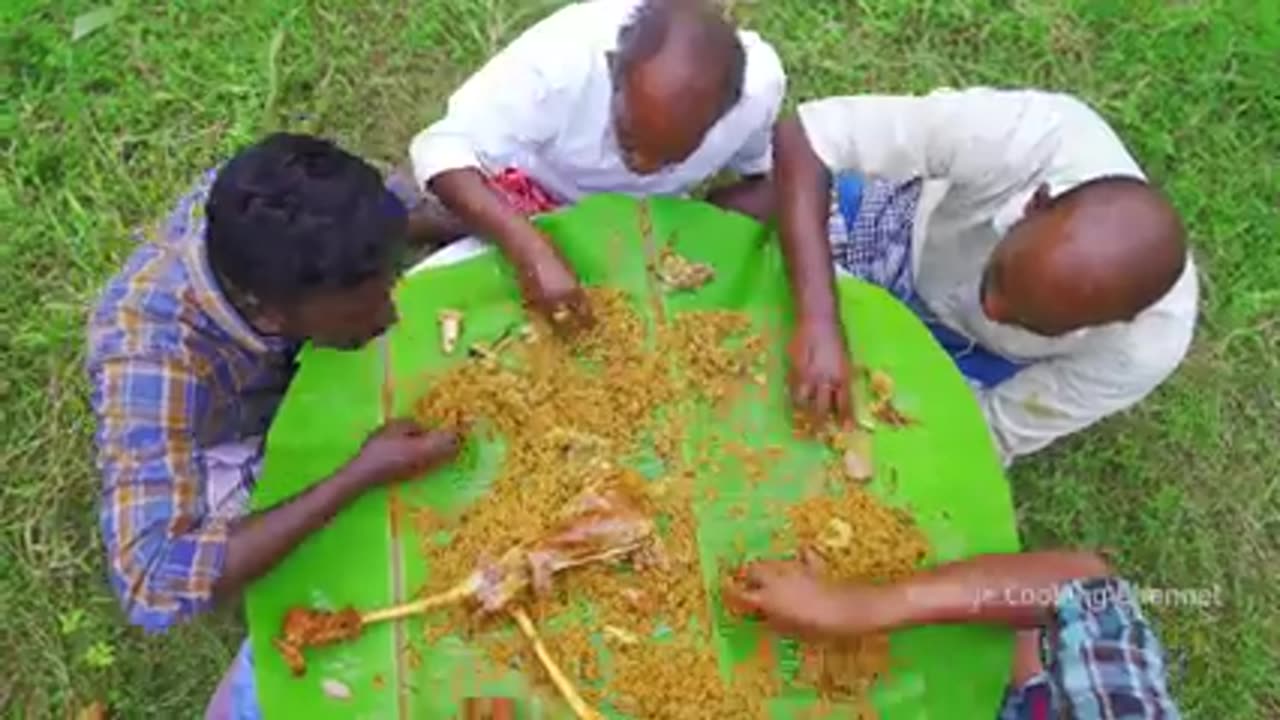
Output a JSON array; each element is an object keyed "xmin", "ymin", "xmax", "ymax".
[
  {"xmin": 726, "ymin": 35, "xmax": 787, "ymax": 177},
  {"xmin": 408, "ymin": 22, "xmax": 584, "ymax": 189},
  {"xmin": 91, "ymin": 354, "xmax": 230, "ymax": 632},
  {"xmin": 1049, "ymin": 578, "xmax": 1182, "ymax": 718},
  {"xmin": 796, "ymin": 88, "xmax": 1067, "ymax": 193},
  {"xmin": 976, "ymin": 312, "xmax": 1193, "ymax": 464}
]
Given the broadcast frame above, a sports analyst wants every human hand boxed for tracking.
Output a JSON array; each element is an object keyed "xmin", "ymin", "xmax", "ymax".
[
  {"xmin": 725, "ymin": 552, "xmax": 880, "ymax": 641},
  {"xmin": 515, "ymin": 238, "xmax": 593, "ymax": 332},
  {"xmin": 349, "ymin": 419, "xmax": 461, "ymax": 487},
  {"xmin": 787, "ymin": 316, "xmax": 852, "ymax": 423}
]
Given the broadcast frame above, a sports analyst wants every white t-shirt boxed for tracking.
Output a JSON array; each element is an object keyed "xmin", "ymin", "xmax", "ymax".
[
  {"xmin": 798, "ymin": 87, "xmax": 1199, "ymax": 464},
  {"xmin": 409, "ymin": 0, "xmax": 786, "ymax": 201}
]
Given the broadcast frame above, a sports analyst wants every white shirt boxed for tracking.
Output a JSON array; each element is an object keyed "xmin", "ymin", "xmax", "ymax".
[
  {"xmin": 798, "ymin": 88, "xmax": 1199, "ymax": 464},
  {"xmin": 409, "ymin": 0, "xmax": 786, "ymax": 202}
]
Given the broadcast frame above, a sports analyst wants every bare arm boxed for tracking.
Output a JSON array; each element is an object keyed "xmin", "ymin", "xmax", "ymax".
[
  {"xmin": 429, "ymin": 168, "xmax": 555, "ymax": 273},
  {"xmin": 93, "ymin": 358, "xmax": 458, "ymax": 632},
  {"xmin": 774, "ymin": 118, "xmax": 839, "ymax": 323},
  {"xmin": 728, "ymin": 550, "xmax": 1111, "ymax": 639},
  {"xmin": 773, "ymin": 117, "xmax": 851, "ymax": 421},
  {"xmin": 874, "ymin": 551, "xmax": 1111, "ymax": 629},
  {"xmin": 731, "ymin": 550, "xmax": 1180, "ymax": 716},
  {"xmin": 407, "ymin": 12, "xmax": 586, "ymax": 320},
  {"xmin": 215, "ymin": 421, "xmax": 458, "ymax": 600},
  {"xmin": 404, "ymin": 197, "xmax": 469, "ymax": 252},
  {"xmin": 212, "ymin": 462, "xmax": 370, "ymax": 600},
  {"xmin": 705, "ymin": 175, "xmax": 775, "ymax": 224},
  {"xmin": 385, "ymin": 167, "xmax": 469, "ymax": 252},
  {"xmin": 430, "ymin": 169, "xmax": 586, "ymax": 323}
]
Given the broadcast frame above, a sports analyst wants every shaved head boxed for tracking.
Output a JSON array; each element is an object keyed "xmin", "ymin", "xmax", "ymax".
[
  {"xmin": 610, "ymin": 0, "xmax": 746, "ymax": 174},
  {"xmin": 982, "ymin": 177, "xmax": 1187, "ymax": 336}
]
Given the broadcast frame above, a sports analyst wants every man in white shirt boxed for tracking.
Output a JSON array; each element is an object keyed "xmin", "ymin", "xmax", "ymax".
[
  {"xmin": 410, "ymin": 0, "xmax": 785, "ymax": 324},
  {"xmin": 773, "ymin": 87, "xmax": 1198, "ymax": 464}
]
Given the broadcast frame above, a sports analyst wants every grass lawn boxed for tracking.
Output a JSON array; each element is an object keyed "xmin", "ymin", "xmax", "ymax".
[{"xmin": 2, "ymin": 0, "xmax": 1277, "ymax": 717}]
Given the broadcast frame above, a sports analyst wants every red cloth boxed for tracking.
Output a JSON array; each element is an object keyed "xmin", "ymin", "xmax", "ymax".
[{"xmin": 485, "ymin": 167, "xmax": 562, "ymax": 215}]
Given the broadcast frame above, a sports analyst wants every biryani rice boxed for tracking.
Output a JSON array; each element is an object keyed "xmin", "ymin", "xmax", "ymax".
[{"xmin": 408, "ymin": 288, "xmax": 927, "ymax": 716}]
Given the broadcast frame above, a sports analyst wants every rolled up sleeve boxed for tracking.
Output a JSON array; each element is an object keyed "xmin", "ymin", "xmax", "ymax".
[
  {"xmin": 726, "ymin": 34, "xmax": 787, "ymax": 177},
  {"xmin": 726, "ymin": 105, "xmax": 778, "ymax": 178},
  {"xmin": 91, "ymin": 354, "xmax": 229, "ymax": 632},
  {"xmin": 409, "ymin": 23, "xmax": 582, "ymax": 189}
]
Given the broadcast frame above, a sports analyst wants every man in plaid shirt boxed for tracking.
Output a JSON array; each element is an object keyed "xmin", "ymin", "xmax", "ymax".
[
  {"xmin": 87, "ymin": 133, "xmax": 464, "ymax": 714},
  {"xmin": 728, "ymin": 550, "xmax": 1182, "ymax": 719}
]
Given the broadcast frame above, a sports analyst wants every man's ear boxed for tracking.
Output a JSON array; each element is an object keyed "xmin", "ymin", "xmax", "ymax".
[{"xmin": 1025, "ymin": 183, "xmax": 1053, "ymax": 215}]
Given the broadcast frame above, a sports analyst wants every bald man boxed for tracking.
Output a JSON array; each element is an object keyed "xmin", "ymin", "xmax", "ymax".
[
  {"xmin": 774, "ymin": 88, "xmax": 1198, "ymax": 464},
  {"xmin": 410, "ymin": 0, "xmax": 785, "ymax": 322}
]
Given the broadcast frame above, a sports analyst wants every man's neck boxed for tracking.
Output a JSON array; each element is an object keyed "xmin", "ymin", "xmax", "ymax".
[{"xmin": 212, "ymin": 269, "xmax": 284, "ymax": 339}]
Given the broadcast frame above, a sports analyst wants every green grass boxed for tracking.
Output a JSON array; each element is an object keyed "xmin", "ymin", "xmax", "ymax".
[{"xmin": 1, "ymin": 0, "xmax": 1276, "ymax": 717}]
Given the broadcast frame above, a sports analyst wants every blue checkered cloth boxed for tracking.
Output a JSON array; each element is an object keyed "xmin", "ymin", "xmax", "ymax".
[
  {"xmin": 827, "ymin": 173, "xmax": 920, "ymax": 299},
  {"xmin": 999, "ymin": 578, "xmax": 1181, "ymax": 719},
  {"xmin": 829, "ymin": 174, "xmax": 1028, "ymax": 388}
]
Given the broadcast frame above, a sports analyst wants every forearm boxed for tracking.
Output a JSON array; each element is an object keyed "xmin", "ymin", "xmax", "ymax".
[
  {"xmin": 213, "ymin": 464, "xmax": 370, "ymax": 601},
  {"xmin": 385, "ymin": 166, "xmax": 468, "ymax": 251},
  {"xmin": 429, "ymin": 168, "xmax": 551, "ymax": 267},
  {"xmin": 705, "ymin": 176, "xmax": 775, "ymax": 223},
  {"xmin": 405, "ymin": 198, "xmax": 470, "ymax": 251},
  {"xmin": 774, "ymin": 119, "xmax": 840, "ymax": 323},
  {"xmin": 847, "ymin": 551, "xmax": 1111, "ymax": 633}
]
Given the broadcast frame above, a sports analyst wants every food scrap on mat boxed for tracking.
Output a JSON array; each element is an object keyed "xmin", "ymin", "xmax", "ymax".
[
  {"xmin": 462, "ymin": 697, "xmax": 516, "ymax": 720},
  {"xmin": 274, "ymin": 607, "xmax": 360, "ymax": 676},
  {"xmin": 868, "ymin": 368, "xmax": 914, "ymax": 427},
  {"xmin": 438, "ymin": 309, "xmax": 464, "ymax": 355},
  {"xmin": 652, "ymin": 246, "xmax": 715, "ymax": 292},
  {"xmin": 321, "ymin": 678, "xmax": 352, "ymax": 702}
]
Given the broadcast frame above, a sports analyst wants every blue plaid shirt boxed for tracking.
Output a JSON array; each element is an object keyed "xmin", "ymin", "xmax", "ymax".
[
  {"xmin": 89, "ymin": 166, "xmax": 420, "ymax": 633},
  {"xmin": 87, "ymin": 169, "xmax": 299, "ymax": 632},
  {"xmin": 1000, "ymin": 577, "xmax": 1181, "ymax": 719}
]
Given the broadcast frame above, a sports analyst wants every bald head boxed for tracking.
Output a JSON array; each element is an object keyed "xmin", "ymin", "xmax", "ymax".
[
  {"xmin": 982, "ymin": 177, "xmax": 1187, "ymax": 336},
  {"xmin": 610, "ymin": 0, "xmax": 746, "ymax": 174}
]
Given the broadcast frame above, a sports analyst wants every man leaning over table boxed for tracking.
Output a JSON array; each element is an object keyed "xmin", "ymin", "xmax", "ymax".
[
  {"xmin": 772, "ymin": 87, "xmax": 1197, "ymax": 464},
  {"xmin": 409, "ymin": 0, "xmax": 786, "ymax": 326},
  {"xmin": 86, "ymin": 133, "xmax": 464, "ymax": 718}
]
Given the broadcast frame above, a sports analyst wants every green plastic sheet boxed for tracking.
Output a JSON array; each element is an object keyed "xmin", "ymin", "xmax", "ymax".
[{"xmin": 245, "ymin": 195, "xmax": 1019, "ymax": 719}]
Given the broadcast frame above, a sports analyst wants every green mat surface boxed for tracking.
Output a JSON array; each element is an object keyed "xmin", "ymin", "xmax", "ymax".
[{"xmin": 245, "ymin": 195, "xmax": 1018, "ymax": 719}]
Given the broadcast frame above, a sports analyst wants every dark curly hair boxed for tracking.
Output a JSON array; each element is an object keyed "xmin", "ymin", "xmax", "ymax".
[{"xmin": 205, "ymin": 133, "xmax": 406, "ymax": 306}]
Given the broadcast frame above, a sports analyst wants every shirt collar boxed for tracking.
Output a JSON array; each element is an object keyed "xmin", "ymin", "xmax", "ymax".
[
  {"xmin": 992, "ymin": 187, "xmax": 1037, "ymax": 236},
  {"xmin": 182, "ymin": 233, "xmax": 277, "ymax": 356}
]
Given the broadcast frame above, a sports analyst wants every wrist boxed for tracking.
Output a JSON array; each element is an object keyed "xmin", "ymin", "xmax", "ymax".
[
  {"xmin": 834, "ymin": 584, "xmax": 910, "ymax": 636},
  {"xmin": 501, "ymin": 221, "xmax": 553, "ymax": 264},
  {"xmin": 797, "ymin": 309, "xmax": 841, "ymax": 335},
  {"xmin": 792, "ymin": 264, "xmax": 841, "ymax": 326}
]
